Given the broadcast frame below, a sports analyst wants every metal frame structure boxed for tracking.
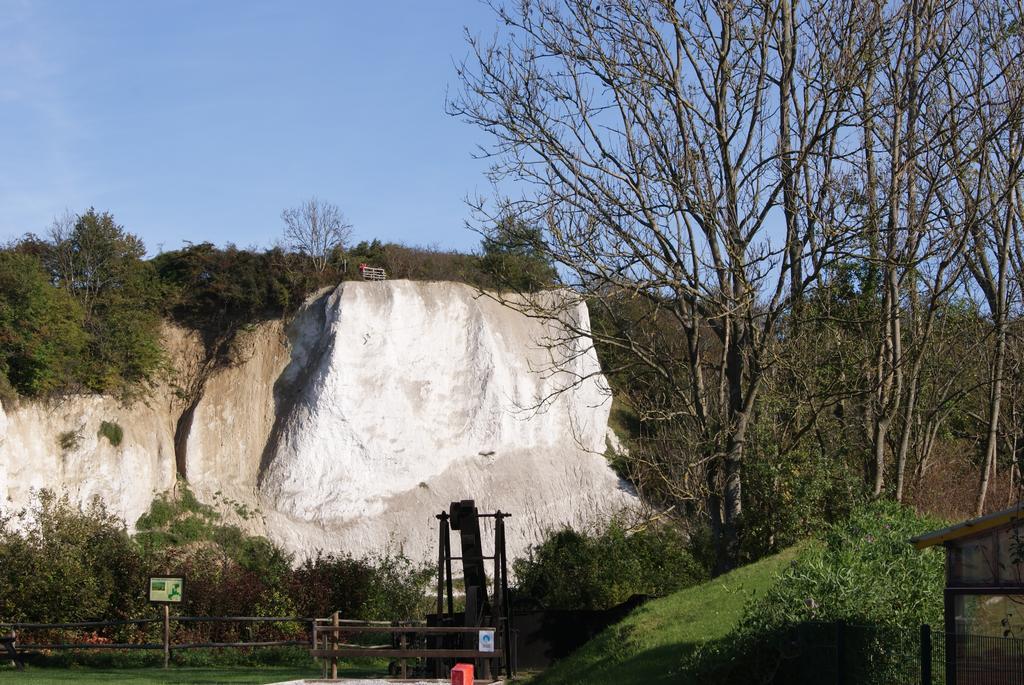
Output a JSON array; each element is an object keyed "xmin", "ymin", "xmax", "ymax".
[
  {"xmin": 434, "ymin": 499, "xmax": 513, "ymax": 680},
  {"xmin": 311, "ymin": 617, "xmax": 502, "ymax": 680}
]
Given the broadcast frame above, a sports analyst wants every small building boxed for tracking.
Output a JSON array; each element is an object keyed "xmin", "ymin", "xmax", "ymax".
[{"xmin": 912, "ymin": 504, "xmax": 1024, "ymax": 681}]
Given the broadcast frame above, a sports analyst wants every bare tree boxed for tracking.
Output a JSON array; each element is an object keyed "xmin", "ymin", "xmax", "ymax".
[
  {"xmin": 840, "ymin": 0, "xmax": 977, "ymax": 500},
  {"xmin": 931, "ymin": 0, "xmax": 1024, "ymax": 515},
  {"xmin": 452, "ymin": 0, "xmax": 874, "ymax": 567},
  {"xmin": 281, "ymin": 197, "xmax": 352, "ymax": 272}
]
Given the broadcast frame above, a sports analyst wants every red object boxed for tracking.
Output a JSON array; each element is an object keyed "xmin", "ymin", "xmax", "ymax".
[{"xmin": 451, "ymin": 662, "xmax": 474, "ymax": 685}]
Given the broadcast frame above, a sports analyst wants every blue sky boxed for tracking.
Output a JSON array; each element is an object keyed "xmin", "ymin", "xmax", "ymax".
[{"xmin": 0, "ymin": 1, "xmax": 498, "ymax": 254}]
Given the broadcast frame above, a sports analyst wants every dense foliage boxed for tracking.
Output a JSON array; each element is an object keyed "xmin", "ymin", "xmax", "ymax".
[
  {"xmin": 0, "ymin": 492, "xmax": 148, "ymax": 625},
  {"xmin": 0, "ymin": 210, "xmax": 559, "ymax": 399},
  {"xmin": 0, "ymin": 252, "xmax": 85, "ymax": 398},
  {"xmin": 478, "ymin": 218, "xmax": 558, "ymax": 292},
  {"xmin": 740, "ymin": 502, "xmax": 944, "ymax": 632},
  {"xmin": 291, "ymin": 552, "xmax": 433, "ymax": 622},
  {"xmin": 0, "ymin": 490, "xmax": 431, "ymax": 648},
  {"xmin": 2, "ymin": 211, "xmax": 164, "ymax": 398},
  {"xmin": 691, "ymin": 503, "xmax": 945, "ymax": 684},
  {"xmin": 345, "ymin": 233, "xmax": 555, "ymax": 292},
  {"xmin": 512, "ymin": 522, "xmax": 706, "ymax": 610},
  {"xmin": 152, "ymin": 243, "xmax": 331, "ymax": 359},
  {"xmin": 55, "ymin": 210, "xmax": 165, "ymax": 393}
]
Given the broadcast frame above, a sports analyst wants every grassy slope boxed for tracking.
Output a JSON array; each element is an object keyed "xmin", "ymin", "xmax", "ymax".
[{"xmin": 531, "ymin": 546, "xmax": 800, "ymax": 685}]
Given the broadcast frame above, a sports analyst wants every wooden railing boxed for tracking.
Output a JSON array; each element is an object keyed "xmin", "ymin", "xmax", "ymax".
[
  {"xmin": 1, "ymin": 614, "xmax": 502, "ymax": 678},
  {"xmin": 311, "ymin": 615, "xmax": 501, "ymax": 680},
  {"xmin": 0, "ymin": 615, "xmax": 314, "ymax": 668},
  {"xmin": 359, "ymin": 265, "xmax": 387, "ymax": 281}
]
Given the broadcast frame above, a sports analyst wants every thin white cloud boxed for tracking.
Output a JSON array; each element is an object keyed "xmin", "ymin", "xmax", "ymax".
[{"xmin": 0, "ymin": 0, "xmax": 86, "ymax": 238}]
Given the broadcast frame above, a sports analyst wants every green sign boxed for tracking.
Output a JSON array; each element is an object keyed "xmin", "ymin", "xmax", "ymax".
[{"xmin": 149, "ymin": 576, "xmax": 184, "ymax": 603}]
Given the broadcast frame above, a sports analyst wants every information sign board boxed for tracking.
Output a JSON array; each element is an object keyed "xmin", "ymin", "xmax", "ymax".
[{"xmin": 149, "ymin": 576, "xmax": 184, "ymax": 603}]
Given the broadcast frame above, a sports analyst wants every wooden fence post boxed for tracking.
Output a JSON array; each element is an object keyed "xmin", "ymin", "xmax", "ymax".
[
  {"xmin": 322, "ymin": 620, "xmax": 329, "ymax": 680},
  {"xmin": 400, "ymin": 632, "xmax": 408, "ymax": 679},
  {"xmin": 331, "ymin": 611, "xmax": 339, "ymax": 679},
  {"xmin": 162, "ymin": 605, "xmax": 170, "ymax": 669}
]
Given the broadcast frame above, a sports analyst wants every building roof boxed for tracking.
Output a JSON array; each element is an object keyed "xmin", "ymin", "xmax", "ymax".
[{"xmin": 911, "ymin": 503, "xmax": 1024, "ymax": 550}]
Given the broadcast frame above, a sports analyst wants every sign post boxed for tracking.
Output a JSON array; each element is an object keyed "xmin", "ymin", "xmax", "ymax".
[
  {"xmin": 478, "ymin": 629, "xmax": 495, "ymax": 653},
  {"xmin": 148, "ymin": 576, "xmax": 184, "ymax": 669},
  {"xmin": 163, "ymin": 605, "xmax": 169, "ymax": 669}
]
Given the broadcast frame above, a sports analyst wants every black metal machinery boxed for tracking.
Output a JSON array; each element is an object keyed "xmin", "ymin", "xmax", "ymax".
[{"xmin": 429, "ymin": 499, "xmax": 513, "ymax": 679}]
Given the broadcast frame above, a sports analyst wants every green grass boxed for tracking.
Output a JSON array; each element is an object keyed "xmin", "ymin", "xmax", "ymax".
[
  {"xmin": 0, "ymin": 665, "xmax": 316, "ymax": 684},
  {"xmin": 0, "ymin": 660, "xmax": 383, "ymax": 684},
  {"xmin": 530, "ymin": 546, "xmax": 801, "ymax": 685}
]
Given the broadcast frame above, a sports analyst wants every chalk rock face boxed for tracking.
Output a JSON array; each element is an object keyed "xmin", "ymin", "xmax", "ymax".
[
  {"xmin": 0, "ymin": 281, "xmax": 635, "ymax": 561},
  {"xmin": 0, "ymin": 324, "xmax": 201, "ymax": 522},
  {"xmin": 258, "ymin": 281, "xmax": 633, "ymax": 559},
  {"xmin": 0, "ymin": 395, "xmax": 181, "ymax": 521},
  {"xmin": 0, "ymin": 401, "xmax": 7, "ymax": 507}
]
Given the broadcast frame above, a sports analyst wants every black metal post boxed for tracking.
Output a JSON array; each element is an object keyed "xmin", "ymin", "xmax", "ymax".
[
  {"xmin": 498, "ymin": 514, "xmax": 514, "ymax": 678},
  {"xmin": 436, "ymin": 513, "xmax": 447, "ymax": 617},
  {"xmin": 444, "ymin": 521, "xmax": 454, "ymax": 616},
  {"xmin": 944, "ymin": 589, "xmax": 956, "ymax": 685},
  {"xmin": 492, "ymin": 510, "xmax": 504, "ymax": 680},
  {"xmin": 835, "ymin": 621, "xmax": 846, "ymax": 685},
  {"xmin": 920, "ymin": 624, "xmax": 932, "ymax": 685}
]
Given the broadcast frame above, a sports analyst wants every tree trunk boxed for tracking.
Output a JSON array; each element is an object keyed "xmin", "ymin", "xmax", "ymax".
[{"xmin": 977, "ymin": 319, "xmax": 1007, "ymax": 515}]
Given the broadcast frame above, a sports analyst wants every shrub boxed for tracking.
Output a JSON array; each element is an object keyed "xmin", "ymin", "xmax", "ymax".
[
  {"xmin": 738, "ymin": 438, "xmax": 866, "ymax": 562},
  {"xmin": 289, "ymin": 551, "xmax": 433, "ymax": 621},
  {"xmin": 98, "ymin": 421, "xmax": 123, "ymax": 446},
  {"xmin": 691, "ymin": 502, "xmax": 946, "ymax": 684},
  {"xmin": 738, "ymin": 501, "xmax": 945, "ymax": 631},
  {"xmin": 153, "ymin": 243, "xmax": 329, "ymax": 360},
  {"xmin": 135, "ymin": 487, "xmax": 291, "ymax": 580},
  {"xmin": 58, "ymin": 430, "xmax": 82, "ymax": 451},
  {"xmin": 512, "ymin": 521, "xmax": 707, "ymax": 610},
  {"xmin": 0, "ymin": 491, "xmax": 148, "ymax": 624},
  {"xmin": 0, "ymin": 488, "xmax": 434, "ymax": 661}
]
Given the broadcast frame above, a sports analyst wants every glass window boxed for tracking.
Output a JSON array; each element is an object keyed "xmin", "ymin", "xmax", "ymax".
[
  {"xmin": 954, "ymin": 594, "xmax": 1024, "ymax": 638},
  {"xmin": 998, "ymin": 526, "xmax": 1024, "ymax": 584},
  {"xmin": 950, "ymin": 533, "xmax": 998, "ymax": 585}
]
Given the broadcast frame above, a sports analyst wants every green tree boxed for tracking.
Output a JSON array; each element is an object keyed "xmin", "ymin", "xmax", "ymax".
[
  {"xmin": 48, "ymin": 209, "xmax": 163, "ymax": 392},
  {"xmin": 480, "ymin": 218, "xmax": 557, "ymax": 292},
  {"xmin": 0, "ymin": 252, "xmax": 85, "ymax": 397}
]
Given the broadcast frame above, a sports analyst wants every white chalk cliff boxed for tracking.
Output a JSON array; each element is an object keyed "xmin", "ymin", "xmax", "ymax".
[{"xmin": 0, "ymin": 281, "xmax": 635, "ymax": 560}]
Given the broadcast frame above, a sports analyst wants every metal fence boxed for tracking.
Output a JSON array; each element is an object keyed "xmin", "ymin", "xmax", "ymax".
[
  {"xmin": 763, "ymin": 622, "xmax": 925, "ymax": 684},
  {"xmin": 710, "ymin": 622, "xmax": 1024, "ymax": 685},
  {"xmin": 940, "ymin": 631, "xmax": 1024, "ymax": 685}
]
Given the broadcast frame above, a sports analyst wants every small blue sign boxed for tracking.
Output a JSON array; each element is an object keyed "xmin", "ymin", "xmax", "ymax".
[{"xmin": 479, "ymin": 629, "xmax": 495, "ymax": 653}]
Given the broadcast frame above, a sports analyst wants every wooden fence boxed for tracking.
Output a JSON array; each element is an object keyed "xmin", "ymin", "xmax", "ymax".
[
  {"xmin": 0, "ymin": 616, "xmax": 314, "ymax": 668},
  {"xmin": 312, "ymin": 615, "xmax": 502, "ymax": 680},
  {"xmin": 2, "ymin": 615, "xmax": 504, "ymax": 677}
]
